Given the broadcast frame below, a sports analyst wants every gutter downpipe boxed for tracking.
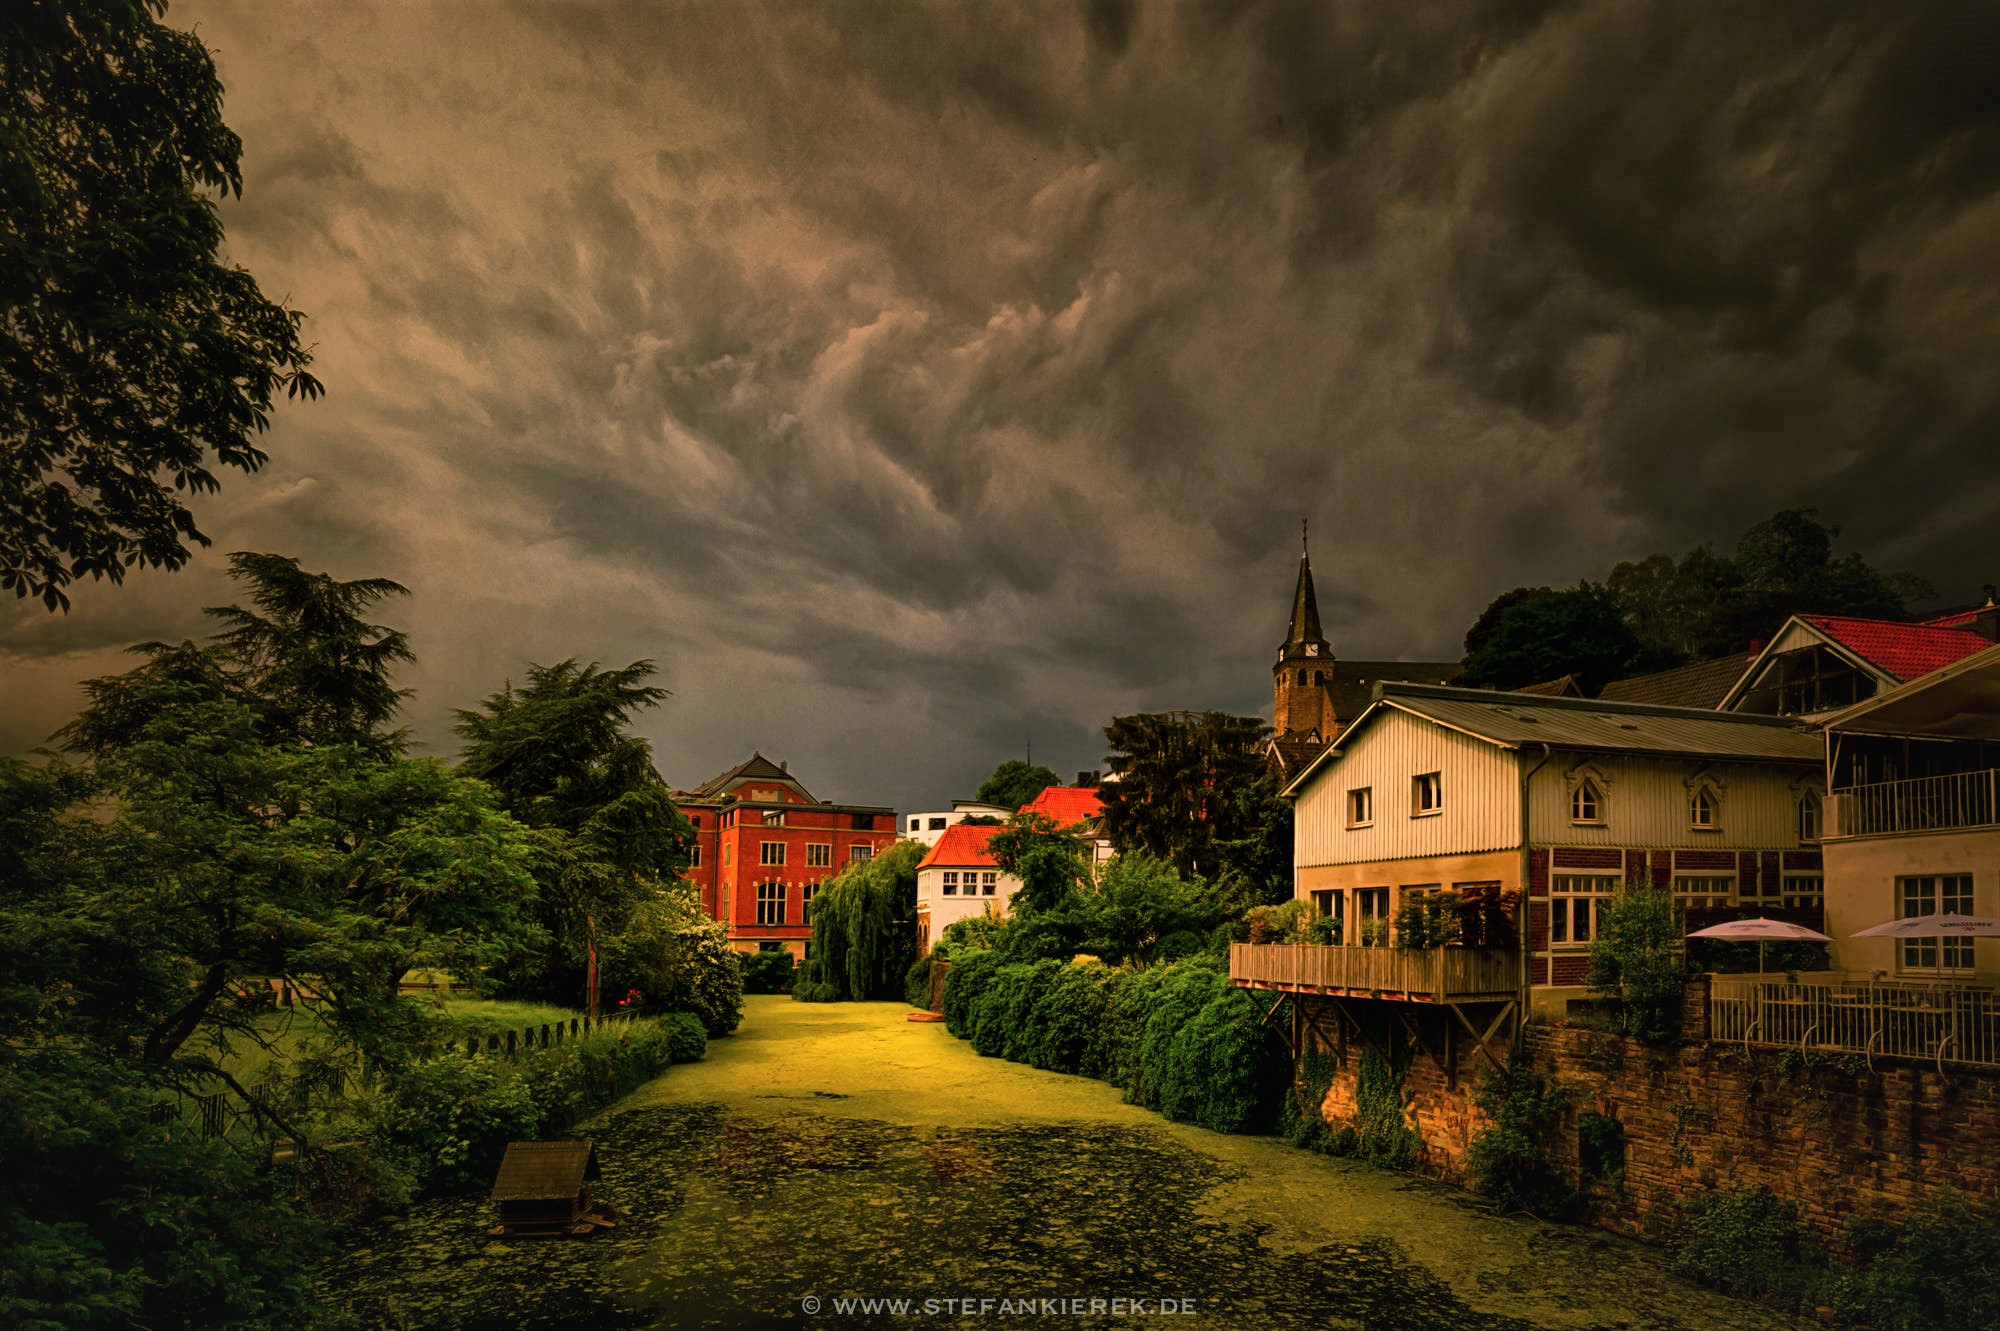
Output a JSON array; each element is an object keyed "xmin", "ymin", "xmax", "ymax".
[{"xmin": 1518, "ymin": 742, "xmax": 1554, "ymax": 1053}]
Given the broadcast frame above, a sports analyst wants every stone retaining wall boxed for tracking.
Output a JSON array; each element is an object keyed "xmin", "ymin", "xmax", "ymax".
[{"xmin": 1310, "ymin": 985, "xmax": 2000, "ymax": 1240}]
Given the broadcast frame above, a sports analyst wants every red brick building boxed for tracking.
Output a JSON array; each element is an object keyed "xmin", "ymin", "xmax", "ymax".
[{"xmin": 674, "ymin": 753, "xmax": 899, "ymax": 956}]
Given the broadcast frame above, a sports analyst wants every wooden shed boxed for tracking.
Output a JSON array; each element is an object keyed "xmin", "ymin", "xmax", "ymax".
[{"xmin": 488, "ymin": 1141, "xmax": 617, "ymax": 1237}]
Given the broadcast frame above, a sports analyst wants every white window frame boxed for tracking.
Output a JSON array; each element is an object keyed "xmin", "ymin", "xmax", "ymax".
[
  {"xmin": 755, "ymin": 881, "xmax": 786, "ymax": 926},
  {"xmin": 1780, "ymin": 874, "xmax": 1824, "ymax": 909},
  {"xmin": 1570, "ymin": 779, "xmax": 1603, "ymax": 825},
  {"xmin": 1898, "ymin": 874, "xmax": 1974, "ymax": 974},
  {"xmin": 1689, "ymin": 784, "xmax": 1719, "ymax": 830},
  {"xmin": 1412, "ymin": 772, "xmax": 1443, "ymax": 817},
  {"xmin": 981, "ymin": 871, "xmax": 998, "ymax": 896},
  {"xmin": 1347, "ymin": 787, "xmax": 1373, "ymax": 828},
  {"xmin": 1355, "ymin": 887, "xmax": 1390, "ymax": 946},
  {"xmin": 941, "ymin": 871, "xmax": 958, "ymax": 896},
  {"xmin": 1550, "ymin": 874, "xmax": 1616, "ymax": 949},
  {"xmin": 850, "ymin": 844, "xmax": 873, "ymax": 862},
  {"xmin": 1671, "ymin": 874, "xmax": 1736, "ymax": 920}
]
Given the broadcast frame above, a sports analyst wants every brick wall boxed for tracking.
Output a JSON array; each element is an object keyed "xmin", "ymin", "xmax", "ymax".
[{"xmin": 1309, "ymin": 987, "xmax": 2000, "ymax": 1241}]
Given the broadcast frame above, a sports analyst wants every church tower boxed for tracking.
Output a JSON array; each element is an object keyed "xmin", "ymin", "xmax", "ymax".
[{"xmin": 1273, "ymin": 523, "xmax": 1336, "ymax": 741}]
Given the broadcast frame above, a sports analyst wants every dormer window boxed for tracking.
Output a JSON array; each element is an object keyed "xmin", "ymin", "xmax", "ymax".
[
  {"xmin": 1690, "ymin": 784, "xmax": 1718, "ymax": 830},
  {"xmin": 1570, "ymin": 779, "xmax": 1602, "ymax": 824}
]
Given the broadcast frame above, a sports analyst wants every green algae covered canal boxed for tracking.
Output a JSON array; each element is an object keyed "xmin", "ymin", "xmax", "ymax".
[{"xmin": 326, "ymin": 997, "xmax": 1807, "ymax": 1330}]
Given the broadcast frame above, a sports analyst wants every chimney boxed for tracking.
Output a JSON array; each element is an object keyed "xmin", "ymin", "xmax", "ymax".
[
  {"xmin": 1748, "ymin": 637, "xmax": 1765, "ymax": 655},
  {"xmin": 1075, "ymin": 769, "xmax": 1100, "ymax": 788},
  {"xmin": 779, "ymin": 760, "xmax": 787, "ymax": 773},
  {"xmin": 1975, "ymin": 585, "xmax": 2000, "ymax": 642}
]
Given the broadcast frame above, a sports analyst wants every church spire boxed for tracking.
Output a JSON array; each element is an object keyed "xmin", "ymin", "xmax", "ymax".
[{"xmin": 1285, "ymin": 520, "xmax": 1324, "ymax": 650}]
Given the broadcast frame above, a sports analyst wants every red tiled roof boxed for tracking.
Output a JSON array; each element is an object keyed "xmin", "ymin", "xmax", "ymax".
[
  {"xmin": 1922, "ymin": 607, "xmax": 1991, "ymax": 629},
  {"xmin": 1018, "ymin": 785, "xmax": 1103, "ymax": 826},
  {"xmin": 916, "ymin": 823, "xmax": 1000, "ymax": 871},
  {"xmin": 1803, "ymin": 615, "xmax": 1992, "ymax": 682}
]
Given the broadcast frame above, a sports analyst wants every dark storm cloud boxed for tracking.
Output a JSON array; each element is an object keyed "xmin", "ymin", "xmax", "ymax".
[{"xmin": 5, "ymin": 0, "xmax": 1997, "ymax": 810}]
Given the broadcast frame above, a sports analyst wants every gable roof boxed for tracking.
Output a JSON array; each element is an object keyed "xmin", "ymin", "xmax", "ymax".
[
  {"xmin": 490, "ymin": 1140, "xmax": 598, "ymax": 1201},
  {"xmin": 1513, "ymin": 674, "xmax": 1583, "ymax": 698},
  {"xmin": 917, "ymin": 822, "xmax": 1001, "ymax": 870},
  {"xmin": 1284, "ymin": 682, "xmax": 1821, "ymax": 796},
  {"xmin": 1820, "ymin": 641, "xmax": 2000, "ymax": 740},
  {"xmin": 1599, "ymin": 652, "xmax": 1753, "ymax": 709},
  {"xmin": 687, "ymin": 752, "xmax": 816, "ymax": 802},
  {"xmin": 1019, "ymin": 785, "xmax": 1104, "ymax": 826},
  {"xmin": 1800, "ymin": 615, "xmax": 1992, "ymax": 683}
]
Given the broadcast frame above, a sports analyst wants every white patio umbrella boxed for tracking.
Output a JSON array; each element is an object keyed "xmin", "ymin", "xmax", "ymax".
[
  {"xmin": 1687, "ymin": 917, "xmax": 1833, "ymax": 976},
  {"xmin": 1850, "ymin": 913, "xmax": 2000, "ymax": 938}
]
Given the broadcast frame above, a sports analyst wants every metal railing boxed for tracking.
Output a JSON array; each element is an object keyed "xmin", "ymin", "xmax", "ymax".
[
  {"xmin": 1229, "ymin": 942, "xmax": 1519, "ymax": 1002},
  {"xmin": 1832, "ymin": 769, "xmax": 2000, "ymax": 837},
  {"xmin": 1709, "ymin": 975, "xmax": 2000, "ymax": 1070}
]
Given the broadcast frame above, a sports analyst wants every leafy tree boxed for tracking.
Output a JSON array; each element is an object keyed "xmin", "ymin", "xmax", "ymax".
[
  {"xmin": 454, "ymin": 659, "xmax": 693, "ymax": 1003},
  {"xmin": 1585, "ymin": 876, "xmax": 1686, "ymax": 1043},
  {"xmin": 1099, "ymin": 711, "xmax": 1278, "ymax": 881},
  {"xmin": 975, "ymin": 758, "xmax": 1060, "ymax": 810},
  {"xmin": 1462, "ymin": 585, "xmax": 1553, "ymax": 659},
  {"xmin": 599, "ymin": 885, "xmax": 745, "ymax": 1034},
  {"xmin": 2, "ymin": 0, "xmax": 322, "ymax": 611},
  {"xmin": 793, "ymin": 839, "xmax": 924, "ymax": 1001},
  {"xmin": 986, "ymin": 812, "xmax": 1092, "ymax": 915},
  {"xmin": 1458, "ymin": 583, "xmax": 1643, "ymax": 694},
  {"xmin": 1085, "ymin": 852, "xmax": 1230, "ymax": 964}
]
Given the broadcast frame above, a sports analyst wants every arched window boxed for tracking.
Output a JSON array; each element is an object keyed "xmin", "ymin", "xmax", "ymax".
[
  {"xmin": 1570, "ymin": 779, "xmax": 1602, "ymax": 824},
  {"xmin": 1690, "ymin": 784, "xmax": 1718, "ymax": 829},
  {"xmin": 1297, "ymin": 669, "xmax": 1308, "ymax": 685},
  {"xmin": 1798, "ymin": 791, "xmax": 1822, "ymax": 843},
  {"xmin": 1314, "ymin": 670, "xmax": 1327, "ymax": 686}
]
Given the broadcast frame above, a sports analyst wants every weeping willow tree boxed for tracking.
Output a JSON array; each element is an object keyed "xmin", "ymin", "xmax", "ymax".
[{"xmin": 794, "ymin": 840, "xmax": 924, "ymax": 1001}]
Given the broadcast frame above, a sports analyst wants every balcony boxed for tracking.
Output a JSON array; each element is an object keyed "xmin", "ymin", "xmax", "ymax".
[
  {"xmin": 1709, "ymin": 976, "xmax": 1999, "ymax": 1070},
  {"xmin": 1229, "ymin": 942, "xmax": 1520, "ymax": 1003},
  {"xmin": 1830, "ymin": 769, "xmax": 2000, "ymax": 838}
]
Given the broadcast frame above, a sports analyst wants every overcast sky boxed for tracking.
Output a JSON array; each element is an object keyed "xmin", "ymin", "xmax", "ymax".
[{"xmin": 5, "ymin": 1, "xmax": 1999, "ymax": 812}]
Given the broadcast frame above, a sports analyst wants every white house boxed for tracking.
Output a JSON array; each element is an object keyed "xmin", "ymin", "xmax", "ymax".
[
  {"xmin": 914, "ymin": 823, "xmax": 1019, "ymax": 950},
  {"xmin": 900, "ymin": 801, "xmax": 1013, "ymax": 847}
]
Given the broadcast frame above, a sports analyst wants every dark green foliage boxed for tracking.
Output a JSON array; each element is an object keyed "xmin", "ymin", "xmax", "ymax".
[
  {"xmin": 1576, "ymin": 1111, "xmax": 1625, "ymax": 1190},
  {"xmin": 1672, "ymin": 1187, "xmax": 1820, "ymax": 1306},
  {"xmin": 664, "ymin": 1012, "xmax": 709, "ymax": 1063},
  {"xmin": 986, "ymin": 813, "xmax": 1092, "ymax": 915},
  {"xmin": 793, "ymin": 839, "xmax": 924, "ymax": 1001},
  {"xmin": 1686, "ymin": 936, "xmax": 1829, "ymax": 975},
  {"xmin": 975, "ymin": 759, "xmax": 1060, "ymax": 810},
  {"xmin": 1585, "ymin": 877, "xmax": 1686, "ymax": 1043},
  {"xmin": 455, "ymin": 659, "xmax": 693, "ymax": 1004},
  {"xmin": 599, "ymin": 889, "xmax": 744, "ymax": 1035},
  {"xmin": 2, "ymin": 0, "xmax": 323, "ymax": 612},
  {"xmin": 1099, "ymin": 711, "xmax": 1283, "ymax": 888},
  {"xmin": 1276, "ymin": 1030, "xmax": 1339, "ymax": 1152},
  {"xmin": 1467, "ymin": 1060, "xmax": 1574, "ymax": 1217},
  {"xmin": 1023, "ymin": 960, "xmax": 1118, "ymax": 1075},
  {"xmin": 741, "ymin": 948, "xmax": 796, "ymax": 994},
  {"xmin": 940, "ymin": 948, "xmax": 1003, "ymax": 1036},
  {"xmin": 1459, "ymin": 583, "xmax": 1643, "ymax": 693},
  {"xmin": 1827, "ymin": 1195, "xmax": 2000, "ymax": 1331},
  {"xmin": 1392, "ymin": 892, "xmax": 1453, "ymax": 950},
  {"xmin": 1350, "ymin": 1046, "xmax": 1421, "ymax": 1169},
  {"xmin": 903, "ymin": 953, "xmax": 938, "ymax": 1008},
  {"xmin": 0, "ymin": 1044, "xmax": 331, "ymax": 1329},
  {"xmin": 366, "ymin": 1020, "xmax": 672, "ymax": 1194}
]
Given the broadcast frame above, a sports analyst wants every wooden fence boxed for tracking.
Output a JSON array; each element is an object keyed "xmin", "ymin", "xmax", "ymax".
[{"xmin": 1229, "ymin": 942, "xmax": 1520, "ymax": 1002}]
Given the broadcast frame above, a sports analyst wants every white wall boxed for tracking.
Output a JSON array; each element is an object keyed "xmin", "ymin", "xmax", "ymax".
[{"xmin": 1295, "ymin": 708, "xmax": 1519, "ymax": 869}]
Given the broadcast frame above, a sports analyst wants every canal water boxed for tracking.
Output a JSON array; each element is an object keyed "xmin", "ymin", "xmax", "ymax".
[{"xmin": 325, "ymin": 996, "xmax": 1808, "ymax": 1330}]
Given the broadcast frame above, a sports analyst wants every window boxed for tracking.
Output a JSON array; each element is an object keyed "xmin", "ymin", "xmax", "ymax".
[
  {"xmin": 689, "ymin": 843, "xmax": 702, "ymax": 868},
  {"xmin": 1781, "ymin": 875, "xmax": 1824, "ymax": 909},
  {"xmin": 851, "ymin": 814, "xmax": 877, "ymax": 831},
  {"xmin": 722, "ymin": 843, "xmax": 732, "ymax": 867},
  {"xmin": 981, "ymin": 871, "xmax": 998, "ymax": 896},
  {"xmin": 1570, "ymin": 780, "xmax": 1602, "ymax": 824},
  {"xmin": 909, "ymin": 817, "xmax": 921, "ymax": 832},
  {"xmin": 806, "ymin": 843, "xmax": 831, "ymax": 868},
  {"xmin": 802, "ymin": 880, "xmax": 820, "ymax": 922},
  {"xmin": 760, "ymin": 841, "xmax": 785, "ymax": 866},
  {"xmin": 1672, "ymin": 875, "xmax": 1735, "ymax": 921},
  {"xmin": 1690, "ymin": 784, "xmax": 1719, "ymax": 829},
  {"xmin": 1315, "ymin": 670, "xmax": 1327, "ymax": 686},
  {"xmin": 928, "ymin": 817, "xmax": 947, "ymax": 830},
  {"xmin": 1412, "ymin": 772, "xmax": 1442, "ymax": 815},
  {"xmin": 1346, "ymin": 787, "xmax": 1373, "ymax": 827},
  {"xmin": 1356, "ymin": 887, "xmax": 1389, "ymax": 946},
  {"xmin": 1551, "ymin": 875, "xmax": 1616, "ymax": 947},
  {"xmin": 1798, "ymin": 792, "xmax": 1822, "ymax": 843},
  {"xmin": 1297, "ymin": 669, "xmax": 1308, "ymax": 685},
  {"xmin": 1898, "ymin": 875, "xmax": 1973, "ymax": 973},
  {"xmin": 941, "ymin": 871, "xmax": 959, "ymax": 896},
  {"xmin": 1309, "ymin": 888, "xmax": 1345, "ymax": 943},
  {"xmin": 762, "ymin": 809, "xmax": 783, "ymax": 827},
  {"xmin": 850, "ymin": 844, "xmax": 873, "ymax": 862},
  {"xmin": 755, "ymin": 882, "xmax": 786, "ymax": 926}
]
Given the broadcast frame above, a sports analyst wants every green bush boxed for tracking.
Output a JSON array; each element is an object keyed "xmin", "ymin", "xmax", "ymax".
[
  {"xmin": 1277, "ymin": 1031, "xmax": 1337, "ymax": 1151},
  {"xmin": 1467, "ymin": 1059, "xmax": 1574, "ymax": 1217},
  {"xmin": 1585, "ymin": 876, "xmax": 1685, "ymax": 1043},
  {"xmin": 600, "ymin": 893, "xmax": 745, "ymax": 1035},
  {"xmin": 1027, "ymin": 959, "xmax": 1116, "ymax": 1074},
  {"xmin": 1350, "ymin": 1046, "xmax": 1421, "ymax": 1168},
  {"xmin": 741, "ymin": 949, "xmax": 796, "ymax": 994},
  {"xmin": 1577, "ymin": 1110, "xmax": 1625, "ymax": 1190},
  {"xmin": 940, "ymin": 948, "xmax": 1003, "ymax": 1036},
  {"xmin": 1826, "ymin": 1195, "xmax": 2000, "ymax": 1331},
  {"xmin": 904, "ymin": 953, "xmax": 938, "ymax": 1007},
  {"xmin": 1673, "ymin": 1186, "xmax": 1820, "ymax": 1305},
  {"xmin": 1155, "ymin": 986, "xmax": 1280, "ymax": 1133},
  {"xmin": 665, "ymin": 1011, "xmax": 709, "ymax": 1062}
]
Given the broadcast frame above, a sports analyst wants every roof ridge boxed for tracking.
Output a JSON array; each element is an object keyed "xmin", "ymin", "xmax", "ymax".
[{"xmin": 1376, "ymin": 680, "xmax": 1812, "ymax": 728}]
